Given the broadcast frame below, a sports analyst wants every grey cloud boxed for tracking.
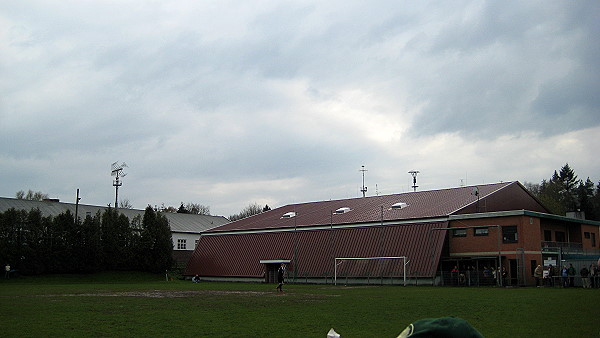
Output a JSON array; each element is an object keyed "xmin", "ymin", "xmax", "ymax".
[{"xmin": 1, "ymin": 1, "xmax": 599, "ymax": 216}]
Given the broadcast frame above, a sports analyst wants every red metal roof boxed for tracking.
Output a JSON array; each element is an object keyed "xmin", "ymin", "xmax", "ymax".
[
  {"xmin": 186, "ymin": 221, "xmax": 448, "ymax": 278},
  {"xmin": 211, "ymin": 181, "xmax": 526, "ymax": 232},
  {"xmin": 186, "ymin": 181, "xmax": 549, "ymax": 280}
]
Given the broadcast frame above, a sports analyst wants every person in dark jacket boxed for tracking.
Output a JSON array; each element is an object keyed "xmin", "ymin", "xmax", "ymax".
[
  {"xmin": 548, "ymin": 265, "xmax": 555, "ymax": 287},
  {"xmin": 580, "ymin": 266, "xmax": 590, "ymax": 288},
  {"xmin": 276, "ymin": 263, "xmax": 286, "ymax": 292},
  {"xmin": 568, "ymin": 264, "xmax": 576, "ymax": 287}
]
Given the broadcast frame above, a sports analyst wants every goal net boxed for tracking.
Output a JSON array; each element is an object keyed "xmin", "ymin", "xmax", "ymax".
[{"xmin": 334, "ymin": 256, "xmax": 409, "ymax": 286}]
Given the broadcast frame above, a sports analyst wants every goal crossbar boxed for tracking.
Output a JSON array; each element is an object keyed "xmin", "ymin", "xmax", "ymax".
[{"xmin": 334, "ymin": 256, "xmax": 409, "ymax": 286}]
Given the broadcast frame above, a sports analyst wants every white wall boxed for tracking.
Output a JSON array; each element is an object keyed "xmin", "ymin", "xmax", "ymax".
[{"xmin": 172, "ymin": 232, "xmax": 201, "ymax": 251}]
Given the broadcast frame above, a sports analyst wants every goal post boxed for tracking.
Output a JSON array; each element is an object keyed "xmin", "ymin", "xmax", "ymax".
[{"xmin": 334, "ymin": 256, "xmax": 410, "ymax": 286}]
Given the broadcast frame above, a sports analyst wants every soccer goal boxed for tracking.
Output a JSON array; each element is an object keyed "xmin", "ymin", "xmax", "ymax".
[{"xmin": 334, "ymin": 256, "xmax": 410, "ymax": 286}]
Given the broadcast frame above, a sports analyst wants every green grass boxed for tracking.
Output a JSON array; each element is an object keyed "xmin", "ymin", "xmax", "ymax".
[{"xmin": 1, "ymin": 273, "xmax": 599, "ymax": 337}]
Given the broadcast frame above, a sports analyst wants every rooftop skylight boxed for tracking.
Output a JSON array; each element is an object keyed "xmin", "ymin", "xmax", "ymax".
[
  {"xmin": 334, "ymin": 207, "xmax": 351, "ymax": 214},
  {"xmin": 281, "ymin": 211, "xmax": 296, "ymax": 219},
  {"xmin": 391, "ymin": 202, "xmax": 409, "ymax": 210}
]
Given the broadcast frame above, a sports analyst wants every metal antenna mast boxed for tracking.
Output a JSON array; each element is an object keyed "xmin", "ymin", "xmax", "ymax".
[
  {"xmin": 360, "ymin": 165, "xmax": 368, "ymax": 197},
  {"xmin": 409, "ymin": 170, "xmax": 419, "ymax": 192},
  {"xmin": 111, "ymin": 162, "xmax": 127, "ymax": 208}
]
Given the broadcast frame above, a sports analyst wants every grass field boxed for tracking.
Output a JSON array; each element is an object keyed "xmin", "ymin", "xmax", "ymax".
[{"xmin": 1, "ymin": 272, "xmax": 598, "ymax": 337}]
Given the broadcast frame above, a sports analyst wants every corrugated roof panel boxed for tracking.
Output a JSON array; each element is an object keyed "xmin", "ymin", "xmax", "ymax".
[
  {"xmin": 210, "ymin": 182, "xmax": 515, "ymax": 232},
  {"xmin": 186, "ymin": 221, "xmax": 448, "ymax": 278}
]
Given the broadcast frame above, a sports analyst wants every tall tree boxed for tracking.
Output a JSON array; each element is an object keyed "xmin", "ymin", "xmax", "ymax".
[
  {"xmin": 531, "ymin": 163, "xmax": 600, "ymax": 220},
  {"xmin": 101, "ymin": 208, "xmax": 133, "ymax": 270},
  {"xmin": 538, "ymin": 174, "xmax": 565, "ymax": 215},
  {"xmin": 140, "ymin": 206, "xmax": 173, "ymax": 273},
  {"xmin": 577, "ymin": 178, "xmax": 597, "ymax": 219},
  {"xmin": 558, "ymin": 163, "xmax": 578, "ymax": 211}
]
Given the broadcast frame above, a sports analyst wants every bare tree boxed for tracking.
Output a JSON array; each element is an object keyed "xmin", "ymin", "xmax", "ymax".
[
  {"xmin": 15, "ymin": 190, "xmax": 49, "ymax": 201},
  {"xmin": 157, "ymin": 202, "xmax": 211, "ymax": 215},
  {"xmin": 119, "ymin": 199, "xmax": 134, "ymax": 209},
  {"xmin": 229, "ymin": 202, "xmax": 265, "ymax": 222},
  {"xmin": 185, "ymin": 203, "xmax": 211, "ymax": 215}
]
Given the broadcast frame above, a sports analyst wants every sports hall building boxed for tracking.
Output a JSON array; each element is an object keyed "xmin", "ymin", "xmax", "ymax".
[{"xmin": 185, "ymin": 181, "xmax": 600, "ymax": 286}]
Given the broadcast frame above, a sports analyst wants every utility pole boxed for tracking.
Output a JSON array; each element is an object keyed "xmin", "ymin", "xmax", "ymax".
[{"xmin": 75, "ymin": 188, "xmax": 81, "ymax": 224}]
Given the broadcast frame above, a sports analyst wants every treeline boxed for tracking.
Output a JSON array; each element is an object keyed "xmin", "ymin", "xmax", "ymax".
[
  {"xmin": 0, "ymin": 206, "xmax": 173, "ymax": 275},
  {"xmin": 525, "ymin": 163, "xmax": 600, "ymax": 221},
  {"xmin": 228, "ymin": 203, "xmax": 271, "ymax": 222}
]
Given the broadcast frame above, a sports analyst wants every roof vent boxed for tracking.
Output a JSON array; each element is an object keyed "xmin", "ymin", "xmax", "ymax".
[
  {"xmin": 391, "ymin": 202, "xmax": 409, "ymax": 210},
  {"xmin": 334, "ymin": 207, "xmax": 351, "ymax": 214},
  {"xmin": 281, "ymin": 211, "xmax": 296, "ymax": 219}
]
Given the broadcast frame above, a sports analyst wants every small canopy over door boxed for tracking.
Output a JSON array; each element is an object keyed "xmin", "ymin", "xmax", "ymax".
[{"xmin": 260, "ymin": 259, "xmax": 291, "ymax": 283}]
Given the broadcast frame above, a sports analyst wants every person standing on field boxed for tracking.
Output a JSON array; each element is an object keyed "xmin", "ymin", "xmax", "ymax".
[
  {"xmin": 561, "ymin": 266, "xmax": 569, "ymax": 288},
  {"xmin": 534, "ymin": 265, "xmax": 543, "ymax": 287},
  {"xmin": 580, "ymin": 266, "xmax": 590, "ymax": 288},
  {"xmin": 568, "ymin": 264, "xmax": 576, "ymax": 287},
  {"xmin": 276, "ymin": 263, "xmax": 286, "ymax": 293}
]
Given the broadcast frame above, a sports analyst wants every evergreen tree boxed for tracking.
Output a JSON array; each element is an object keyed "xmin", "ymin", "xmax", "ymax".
[
  {"xmin": 577, "ymin": 178, "xmax": 597, "ymax": 220},
  {"xmin": 558, "ymin": 163, "xmax": 578, "ymax": 211},
  {"xmin": 538, "ymin": 175, "xmax": 565, "ymax": 215},
  {"xmin": 78, "ymin": 212, "xmax": 103, "ymax": 273},
  {"xmin": 533, "ymin": 164, "xmax": 600, "ymax": 220},
  {"xmin": 140, "ymin": 206, "xmax": 173, "ymax": 273},
  {"xmin": 177, "ymin": 203, "xmax": 189, "ymax": 214},
  {"xmin": 101, "ymin": 208, "xmax": 132, "ymax": 270}
]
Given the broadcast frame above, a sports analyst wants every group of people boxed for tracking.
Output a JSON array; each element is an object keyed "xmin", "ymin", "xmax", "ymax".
[
  {"xmin": 448, "ymin": 265, "xmax": 507, "ymax": 286},
  {"xmin": 536, "ymin": 263, "xmax": 599, "ymax": 288}
]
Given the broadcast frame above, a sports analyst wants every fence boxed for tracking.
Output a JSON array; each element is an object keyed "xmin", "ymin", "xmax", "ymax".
[{"xmin": 437, "ymin": 269, "xmax": 600, "ymax": 288}]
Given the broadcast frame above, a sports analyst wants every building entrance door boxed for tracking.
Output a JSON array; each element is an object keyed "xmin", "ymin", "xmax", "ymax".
[
  {"xmin": 264, "ymin": 264, "xmax": 278, "ymax": 283},
  {"xmin": 259, "ymin": 259, "xmax": 291, "ymax": 283}
]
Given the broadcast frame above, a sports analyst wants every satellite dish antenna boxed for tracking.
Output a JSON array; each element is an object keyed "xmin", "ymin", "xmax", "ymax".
[{"xmin": 111, "ymin": 162, "xmax": 128, "ymax": 208}]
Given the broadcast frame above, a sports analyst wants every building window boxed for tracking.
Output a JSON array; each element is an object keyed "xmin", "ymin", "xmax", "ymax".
[
  {"xmin": 177, "ymin": 239, "xmax": 187, "ymax": 250},
  {"xmin": 544, "ymin": 230, "xmax": 552, "ymax": 241},
  {"xmin": 474, "ymin": 227, "xmax": 489, "ymax": 236},
  {"xmin": 452, "ymin": 229, "xmax": 467, "ymax": 237},
  {"xmin": 502, "ymin": 226, "xmax": 518, "ymax": 243},
  {"xmin": 584, "ymin": 232, "xmax": 591, "ymax": 239},
  {"xmin": 592, "ymin": 233, "xmax": 597, "ymax": 247},
  {"xmin": 555, "ymin": 231, "xmax": 566, "ymax": 243}
]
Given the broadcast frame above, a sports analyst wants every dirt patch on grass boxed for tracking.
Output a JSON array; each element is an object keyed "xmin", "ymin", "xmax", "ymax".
[{"xmin": 36, "ymin": 290, "xmax": 274, "ymax": 298}]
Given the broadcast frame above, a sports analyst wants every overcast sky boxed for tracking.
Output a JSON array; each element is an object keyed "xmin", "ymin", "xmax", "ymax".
[{"xmin": 1, "ymin": 1, "xmax": 599, "ymax": 217}]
